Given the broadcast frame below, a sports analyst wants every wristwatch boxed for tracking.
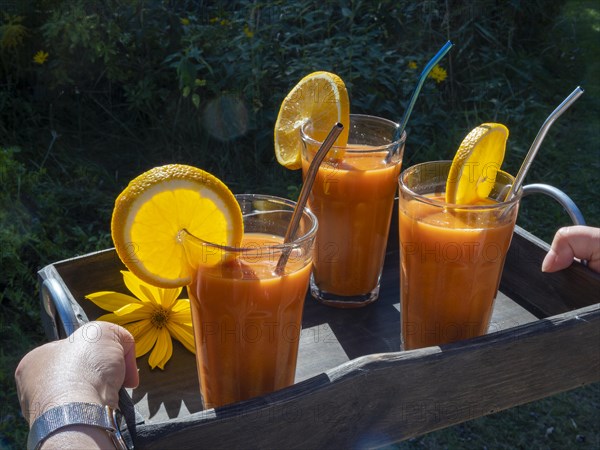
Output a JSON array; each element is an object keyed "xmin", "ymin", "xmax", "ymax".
[{"xmin": 27, "ymin": 402, "xmax": 131, "ymax": 450}]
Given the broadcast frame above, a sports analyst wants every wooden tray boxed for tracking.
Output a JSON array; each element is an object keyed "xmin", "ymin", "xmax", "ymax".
[{"xmin": 38, "ymin": 224, "xmax": 600, "ymax": 449}]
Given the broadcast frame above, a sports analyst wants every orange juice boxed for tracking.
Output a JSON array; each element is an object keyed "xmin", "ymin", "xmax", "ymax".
[
  {"xmin": 188, "ymin": 233, "xmax": 312, "ymax": 408},
  {"xmin": 398, "ymin": 161, "xmax": 520, "ymax": 350},
  {"xmin": 302, "ymin": 151, "xmax": 401, "ymax": 297},
  {"xmin": 301, "ymin": 114, "xmax": 405, "ymax": 307}
]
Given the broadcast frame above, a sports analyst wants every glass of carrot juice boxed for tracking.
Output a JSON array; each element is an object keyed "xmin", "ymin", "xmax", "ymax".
[
  {"xmin": 398, "ymin": 161, "xmax": 521, "ymax": 350},
  {"xmin": 181, "ymin": 194, "xmax": 317, "ymax": 408},
  {"xmin": 300, "ymin": 114, "xmax": 406, "ymax": 308}
]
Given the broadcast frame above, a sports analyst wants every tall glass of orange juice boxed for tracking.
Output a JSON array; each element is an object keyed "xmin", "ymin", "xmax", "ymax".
[
  {"xmin": 300, "ymin": 114, "xmax": 405, "ymax": 308},
  {"xmin": 181, "ymin": 194, "xmax": 317, "ymax": 408},
  {"xmin": 398, "ymin": 161, "xmax": 521, "ymax": 350}
]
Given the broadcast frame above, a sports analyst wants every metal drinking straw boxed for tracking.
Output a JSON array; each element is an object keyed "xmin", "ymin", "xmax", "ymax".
[
  {"xmin": 503, "ymin": 86, "xmax": 584, "ymax": 201},
  {"xmin": 275, "ymin": 123, "xmax": 344, "ymax": 274}
]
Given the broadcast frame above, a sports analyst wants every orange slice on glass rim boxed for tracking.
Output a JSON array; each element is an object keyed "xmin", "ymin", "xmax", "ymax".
[
  {"xmin": 111, "ymin": 164, "xmax": 243, "ymax": 288},
  {"xmin": 445, "ymin": 123, "xmax": 509, "ymax": 204},
  {"xmin": 274, "ymin": 71, "xmax": 350, "ymax": 169}
]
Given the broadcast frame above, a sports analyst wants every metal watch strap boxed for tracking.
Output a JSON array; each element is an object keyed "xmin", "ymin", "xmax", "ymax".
[{"xmin": 27, "ymin": 402, "xmax": 130, "ymax": 450}]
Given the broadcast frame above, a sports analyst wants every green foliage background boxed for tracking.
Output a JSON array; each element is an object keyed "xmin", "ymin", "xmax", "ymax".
[{"xmin": 1, "ymin": 0, "xmax": 598, "ymax": 448}]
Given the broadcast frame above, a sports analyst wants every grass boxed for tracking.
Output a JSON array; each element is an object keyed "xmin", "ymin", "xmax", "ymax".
[{"xmin": 0, "ymin": 0, "xmax": 599, "ymax": 448}]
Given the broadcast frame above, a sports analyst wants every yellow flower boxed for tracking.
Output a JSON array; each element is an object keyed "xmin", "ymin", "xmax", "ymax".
[
  {"xmin": 408, "ymin": 61, "xmax": 417, "ymax": 70},
  {"xmin": 180, "ymin": 17, "xmax": 190, "ymax": 26},
  {"xmin": 33, "ymin": 50, "xmax": 49, "ymax": 65},
  {"xmin": 243, "ymin": 25, "xmax": 254, "ymax": 38},
  {"xmin": 428, "ymin": 65, "xmax": 448, "ymax": 83},
  {"xmin": 86, "ymin": 270, "xmax": 195, "ymax": 370}
]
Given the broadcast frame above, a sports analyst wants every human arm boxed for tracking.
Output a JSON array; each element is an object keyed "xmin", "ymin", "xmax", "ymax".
[
  {"xmin": 15, "ymin": 321, "xmax": 139, "ymax": 449},
  {"xmin": 541, "ymin": 225, "xmax": 600, "ymax": 273}
]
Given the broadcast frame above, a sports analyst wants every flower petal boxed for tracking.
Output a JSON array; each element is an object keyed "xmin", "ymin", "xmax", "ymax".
[
  {"xmin": 97, "ymin": 312, "xmax": 135, "ymax": 326},
  {"xmin": 86, "ymin": 291, "xmax": 139, "ymax": 312},
  {"xmin": 96, "ymin": 304, "xmax": 152, "ymax": 325},
  {"xmin": 112, "ymin": 302, "xmax": 149, "ymax": 317},
  {"xmin": 160, "ymin": 287, "xmax": 181, "ymax": 310},
  {"xmin": 167, "ymin": 321, "xmax": 196, "ymax": 354},
  {"xmin": 139, "ymin": 283, "xmax": 162, "ymax": 306},
  {"xmin": 170, "ymin": 300, "xmax": 193, "ymax": 324},
  {"xmin": 121, "ymin": 271, "xmax": 158, "ymax": 305},
  {"xmin": 171, "ymin": 298, "xmax": 191, "ymax": 312},
  {"xmin": 125, "ymin": 320, "xmax": 158, "ymax": 357},
  {"xmin": 149, "ymin": 328, "xmax": 173, "ymax": 369},
  {"xmin": 160, "ymin": 329, "xmax": 174, "ymax": 368}
]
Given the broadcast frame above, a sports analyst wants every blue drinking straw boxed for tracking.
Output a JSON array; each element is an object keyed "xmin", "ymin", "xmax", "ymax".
[{"xmin": 394, "ymin": 40, "xmax": 454, "ymax": 142}]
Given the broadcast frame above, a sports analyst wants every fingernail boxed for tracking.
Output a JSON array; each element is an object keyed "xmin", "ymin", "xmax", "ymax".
[{"xmin": 541, "ymin": 248, "xmax": 556, "ymax": 272}]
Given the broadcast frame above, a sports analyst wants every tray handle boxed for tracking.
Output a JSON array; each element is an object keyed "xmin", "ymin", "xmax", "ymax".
[
  {"xmin": 522, "ymin": 183, "xmax": 587, "ymax": 266},
  {"xmin": 522, "ymin": 183, "xmax": 586, "ymax": 226},
  {"xmin": 41, "ymin": 278, "xmax": 81, "ymax": 339}
]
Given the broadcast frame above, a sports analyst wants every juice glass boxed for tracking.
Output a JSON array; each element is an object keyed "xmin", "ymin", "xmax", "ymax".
[
  {"xmin": 300, "ymin": 114, "xmax": 405, "ymax": 308},
  {"xmin": 182, "ymin": 194, "xmax": 317, "ymax": 408},
  {"xmin": 398, "ymin": 161, "xmax": 521, "ymax": 350}
]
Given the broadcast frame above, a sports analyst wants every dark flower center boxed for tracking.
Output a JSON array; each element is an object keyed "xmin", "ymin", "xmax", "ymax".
[{"xmin": 151, "ymin": 307, "xmax": 170, "ymax": 329}]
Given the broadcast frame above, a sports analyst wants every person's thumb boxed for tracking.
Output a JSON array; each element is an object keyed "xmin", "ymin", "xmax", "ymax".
[
  {"xmin": 111, "ymin": 324, "xmax": 139, "ymax": 388},
  {"xmin": 542, "ymin": 226, "xmax": 600, "ymax": 273}
]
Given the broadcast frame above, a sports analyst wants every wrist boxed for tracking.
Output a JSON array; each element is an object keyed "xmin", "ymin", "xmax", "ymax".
[{"xmin": 40, "ymin": 424, "xmax": 115, "ymax": 449}]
